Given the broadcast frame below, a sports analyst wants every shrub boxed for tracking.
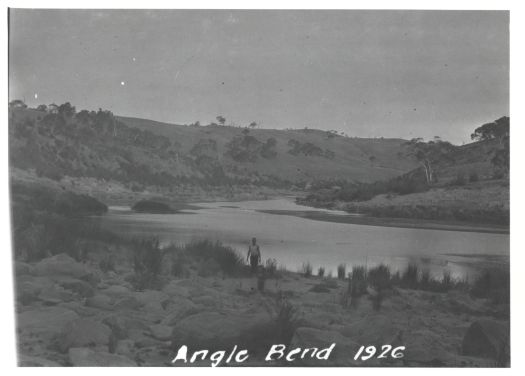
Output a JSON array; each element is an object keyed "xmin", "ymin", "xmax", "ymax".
[
  {"xmin": 337, "ymin": 263, "xmax": 347, "ymax": 280},
  {"xmin": 132, "ymin": 237, "xmax": 163, "ymax": 290},
  {"xmin": 402, "ymin": 263, "xmax": 419, "ymax": 288},
  {"xmin": 274, "ymin": 296, "xmax": 299, "ymax": 345},
  {"xmin": 301, "ymin": 262, "xmax": 313, "ymax": 278},
  {"xmin": 470, "ymin": 268, "xmax": 510, "ymax": 304},
  {"xmin": 184, "ymin": 240, "xmax": 245, "ymax": 276},
  {"xmin": 368, "ymin": 264, "xmax": 391, "ymax": 291},
  {"xmin": 420, "ymin": 269, "xmax": 431, "ymax": 289},
  {"xmin": 317, "ymin": 266, "xmax": 325, "ymax": 277},
  {"xmin": 344, "ymin": 265, "xmax": 367, "ymax": 308}
]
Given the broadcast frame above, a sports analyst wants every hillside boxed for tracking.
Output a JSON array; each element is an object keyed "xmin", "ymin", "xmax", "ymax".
[
  {"xmin": 298, "ymin": 121, "xmax": 510, "ymax": 226},
  {"xmin": 9, "ymin": 105, "xmax": 418, "ymax": 202}
]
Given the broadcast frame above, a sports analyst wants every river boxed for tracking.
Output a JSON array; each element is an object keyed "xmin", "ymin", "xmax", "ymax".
[{"xmin": 100, "ymin": 197, "xmax": 509, "ymax": 279}]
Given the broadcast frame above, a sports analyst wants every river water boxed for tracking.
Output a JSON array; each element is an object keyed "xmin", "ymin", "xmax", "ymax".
[{"xmin": 101, "ymin": 198, "xmax": 509, "ymax": 279}]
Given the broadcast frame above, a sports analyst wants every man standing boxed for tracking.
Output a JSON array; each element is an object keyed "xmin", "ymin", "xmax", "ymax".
[{"xmin": 247, "ymin": 237, "xmax": 261, "ymax": 274}]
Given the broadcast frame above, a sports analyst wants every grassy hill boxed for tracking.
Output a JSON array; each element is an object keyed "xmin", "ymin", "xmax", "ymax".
[
  {"xmin": 9, "ymin": 105, "xmax": 418, "ymax": 199},
  {"xmin": 298, "ymin": 130, "xmax": 509, "ymax": 226}
]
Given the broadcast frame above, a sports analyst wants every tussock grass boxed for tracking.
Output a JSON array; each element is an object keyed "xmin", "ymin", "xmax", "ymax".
[{"xmin": 337, "ymin": 263, "xmax": 347, "ymax": 280}]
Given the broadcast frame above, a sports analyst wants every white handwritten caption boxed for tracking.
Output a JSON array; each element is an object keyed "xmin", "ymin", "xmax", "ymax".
[{"xmin": 172, "ymin": 344, "xmax": 405, "ymax": 366}]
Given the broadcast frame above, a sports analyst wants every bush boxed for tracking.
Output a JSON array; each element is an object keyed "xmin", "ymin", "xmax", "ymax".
[
  {"xmin": 402, "ymin": 263, "xmax": 419, "ymax": 288},
  {"xmin": 317, "ymin": 266, "xmax": 325, "ymax": 277},
  {"xmin": 337, "ymin": 263, "xmax": 347, "ymax": 280},
  {"xmin": 470, "ymin": 268, "xmax": 510, "ymax": 304},
  {"xmin": 183, "ymin": 240, "xmax": 245, "ymax": 276},
  {"xmin": 132, "ymin": 237, "xmax": 163, "ymax": 290},
  {"xmin": 345, "ymin": 265, "xmax": 367, "ymax": 308},
  {"xmin": 132, "ymin": 200, "xmax": 175, "ymax": 214},
  {"xmin": 301, "ymin": 262, "xmax": 313, "ymax": 278},
  {"xmin": 368, "ymin": 264, "xmax": 391, "ymax": 291}
]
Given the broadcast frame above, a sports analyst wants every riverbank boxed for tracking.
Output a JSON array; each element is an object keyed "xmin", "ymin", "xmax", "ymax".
[
  {"xmin": 257, "ymin": 209, "xmax": 509, "ymax": 234},
  {"xmin": 15, "ymin": 244, "xmax": 509, "ymax": 367}
]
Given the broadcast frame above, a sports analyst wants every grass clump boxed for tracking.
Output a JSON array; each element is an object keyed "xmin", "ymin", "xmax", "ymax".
[
  {"xmin": 131, "ymin": 237, "xmax": 163, "ymax": 290},
  {"xmin": 368, "ymin": 264, "xmax": 391, "ymax": 310},
  {"xmin": 184, "ymin": 240, "xmax": 245, "ymax": 276},
  {"xmin": 470, "ymin": 268, "xmax": 510, "ymax": 304},
  {"xmin": 337, "ymin": 263, "xmax": 347, "ymax": 280},
  {"xmin": 265, "ymin": 258, "xmax": 278, "ymax": 277}
]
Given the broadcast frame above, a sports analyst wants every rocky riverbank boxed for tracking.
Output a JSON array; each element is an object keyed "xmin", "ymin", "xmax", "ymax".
[{"xmin": 14, "ymin": 252, "xmax": 510, "ymax": 367}]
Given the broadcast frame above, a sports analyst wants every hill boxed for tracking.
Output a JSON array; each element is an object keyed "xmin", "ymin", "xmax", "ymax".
[
  {"xmin": 298, "ymin": 120, "xmax": 510, "ymax": 226},
  {"xmin": 9, "ymin": 104, "xmax": 418, "ymax": 202}
]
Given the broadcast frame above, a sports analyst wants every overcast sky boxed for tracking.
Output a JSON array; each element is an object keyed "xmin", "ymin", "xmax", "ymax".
[{"xmin": 9, "ymin": 9, "xmax": 508, "ymax": 144}]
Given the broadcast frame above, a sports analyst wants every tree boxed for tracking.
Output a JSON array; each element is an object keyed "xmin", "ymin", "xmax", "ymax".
[
  {"xmin": 36, "ymin": 104, "xmax": 48, "ymax": 112},
  {"xmin": 9, "ymin": 99, "xmax": 27, "ymax": 109},
  {"xmin": 58, "ymin": 102, "xmax": 76, "ymax": 118},
  {"xmin": 404, "ymin": 138, "xmax": 455, "ymax": 184},
  {"xmin": 216, "ymin": 116, "xmax": 226, "ymax": 126},
  {"xmin": 249, "ymin": 121, "xmax": 257, "ymax": 129},
  {"xmin": 471, "ymin": 116, "xmax": 509, "ymax": 145}
]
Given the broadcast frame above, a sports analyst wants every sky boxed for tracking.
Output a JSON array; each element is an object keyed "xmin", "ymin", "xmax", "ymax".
[{"xmin": 9, "ymin": 9, "xmax": 509, "ymax": 144}]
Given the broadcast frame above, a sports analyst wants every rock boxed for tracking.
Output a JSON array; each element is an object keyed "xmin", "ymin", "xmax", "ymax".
[
  {"xmin": 170, "ymin": 311, "xmax": 274, "ymax": 352},
  {"xmin": 162, "ymin": 280, "xmax": 191, "ymax": 298},
  {"xmin": 15, "ymin": 261, "xmax": 34, "ymax": 276},
  {"xmin": 16, "ymin": 276, "xmax": 53, "ymax": 305},
  {"xmin": 18, "ymin": 354, "xmax": 62, "ymax": 366},
  {"xmin": 33, "ymin": 254, "xmax": 95, "ymax": 281},
  {"xmin": 133, "ymin": 290, "xmax": 169, "ymax": 306},
  {"xmin": 102, "ymin": 315, "xmax": 148, "ymax": 340},
  {"xmin": 101, "ymin": 285, "xmax": 131, "ymax": 298},
  {"xmin": 56, "ymin": 318, "xmax": 112, "ymax": 352},
  {"xmin": 149, "ymin": 324, "xmax": 172, "ymax": 341},
  {"xmin": 17, "ymin": 306, "xmax": 79, "ymax": 341},
  {"xmin": 291, "ymin": 327, "xmax": 359, "ymax": 366},
  {"xmin": 68, "ymin": 347, "xmax": 136, "ymax": 366},
  {"xmin": 192, "ymin": 295, "xmax": 217, "ymax": 307},
  {"xmin": 53, "ymin": 276, "xmax": 95, "ymax": 297},
  {"xmin": 114, "ymin": 296, "xmax": 143, "ymax": 310},
  {"xmin": 114, "ymin": 339, "xmax": 135, "ymax": 357},
  {"xmin": 160, "ymin": 298, "xmax": 199, "ymax": 326},
  {"xmin": 128, "ymin": 328, "xmax": 166, "ymax": 348},
  {"xmin": 462, "ymin": 319, "xmax": 510, "ymax": 361},
  {"xmin": 38, "ymin": 284, "xmax": 75, "ymax": 304},
  {"xmin": 86, "ymin": 294, "xmax": 113, "ymax": 310}
]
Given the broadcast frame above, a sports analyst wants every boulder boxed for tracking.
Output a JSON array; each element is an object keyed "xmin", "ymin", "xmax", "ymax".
[
  {"xmin": 162, "ymin": 280, "xmax": 191, "ymax": 298},
  {"xmin": 55, "ymin": 318, "xmax": 112, "ymax": 352},
  {"xmin": 102, "ymin": 315, "xmax": 148, "ymax": 340},
  {"xmin": 101, "ymin": 285, "xmax": 131, "ymax": 298},
  {"xmin": 15, "ymin": 261, "xmax": 34, "ymax": 276},
  {"xmin": 33, "ymin": 254, "xmax": 95, "ymax": 281},
  {"xmin": 17, "ymin": 306, "xmax": 79, "ymax": 341},
  {"xmin": 114, "ymin": 339, "xmax": 135, "ymax": 357},
  {"xmin": 114, "ymin": 296, "xmax": 143, "ymax": 310},
  {"xmin": 18, "ymin": 354, "xmax": 62, "ymax": 366},
  {"xmin": 68, "ymin": 347, "xmax": 136, "ymax": 366},
  {"xmin": 462, "ymin": 319, "xmax": 510, "ymax": 362},
  {"xmin": 38, "ymin": 284, "xmax": 75, "ymax": 304},
  {"xmin": 160, "ymin": 298, "xmax": 199, "ymax": 326},
  {"xmin": 52, "ymin": 276, "xmax": 95, "ymax": 297},
  {"xmin": 149, "ymin": 324, "xmax": 172, "ymax": 341},
  {"xmin": 133, "ymin": 290, "xmax": 169, "ymax": 306},
  {"xmin": 86, "ymin": 294, "xmax": 114, "ymax": 310},
  {"xmin": 170, "ymin": 311, "xmax": 274, "ymax": 353}
]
